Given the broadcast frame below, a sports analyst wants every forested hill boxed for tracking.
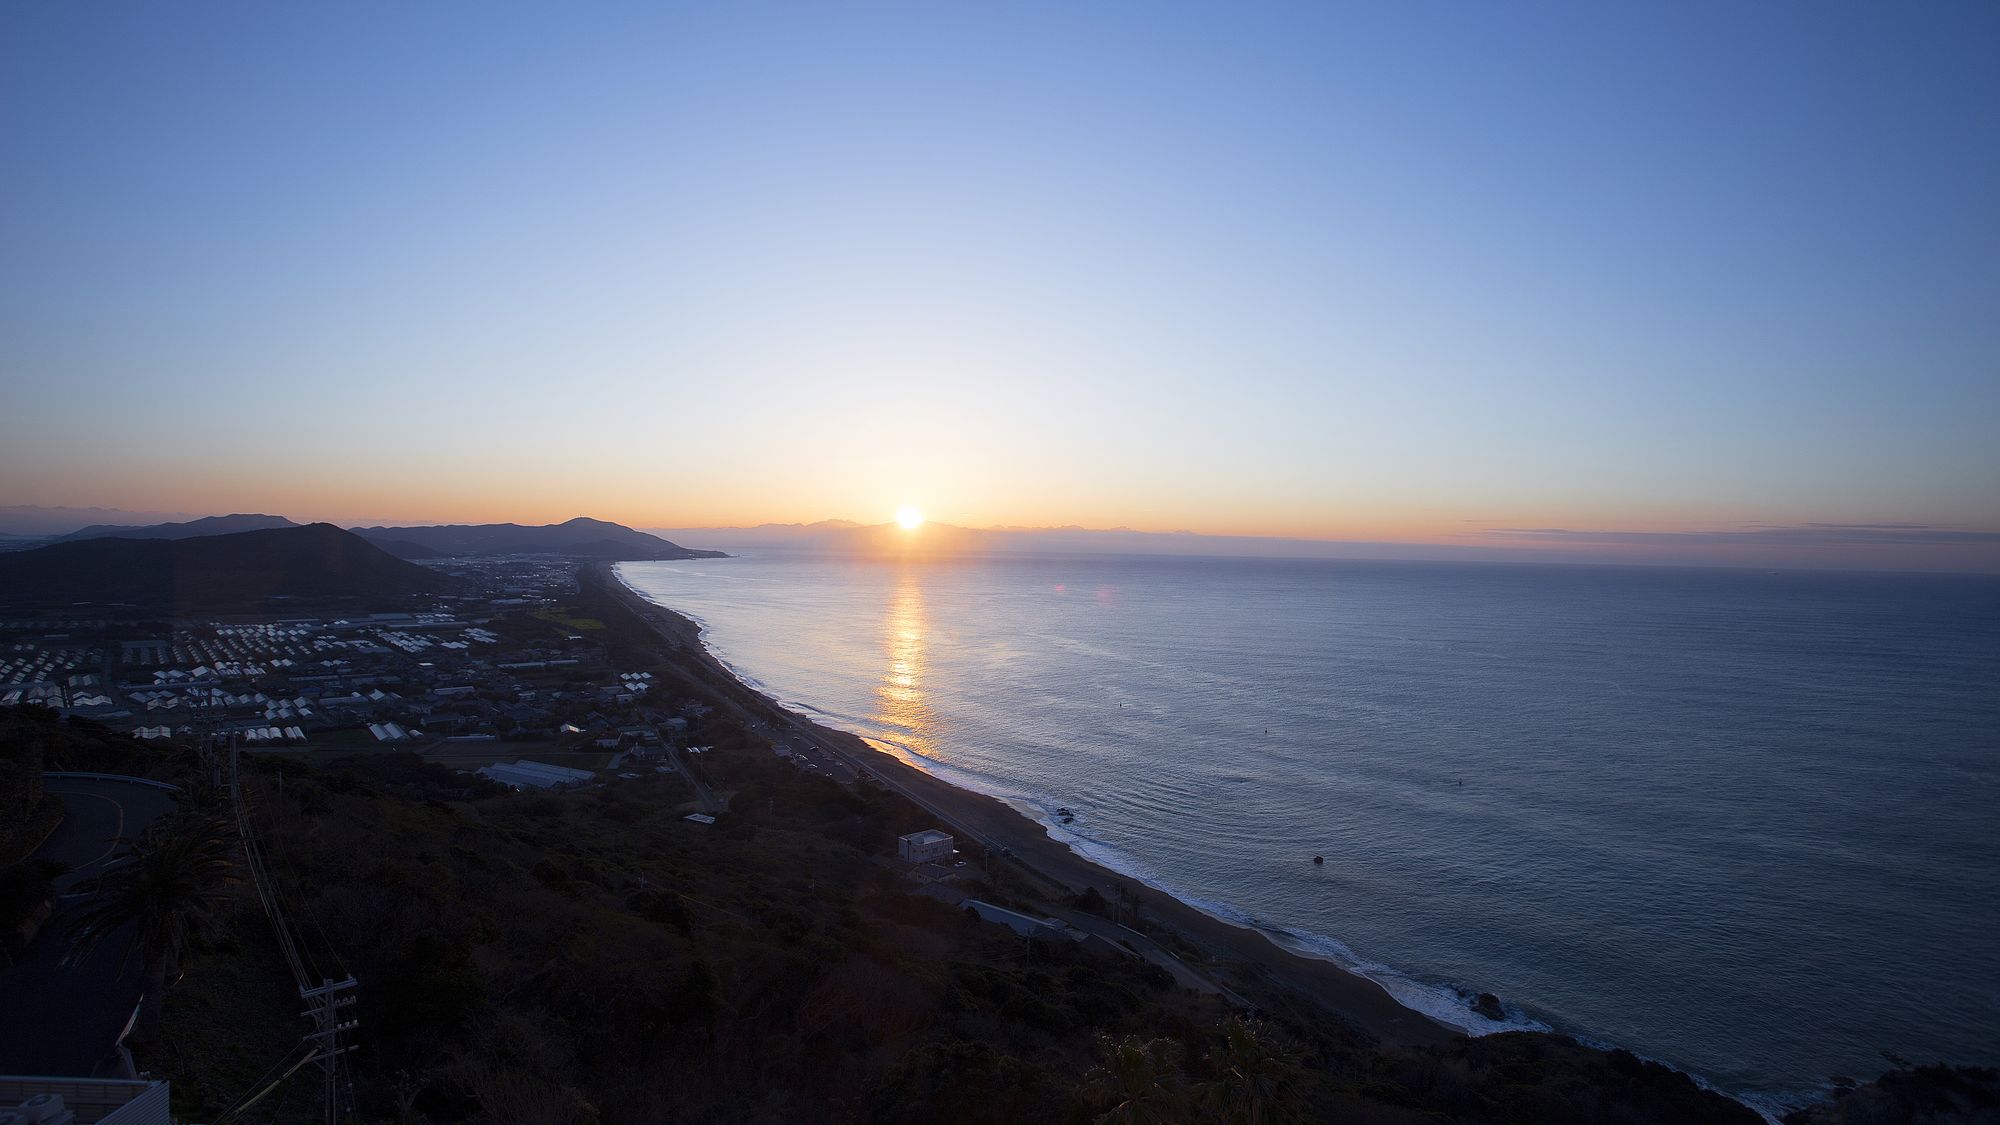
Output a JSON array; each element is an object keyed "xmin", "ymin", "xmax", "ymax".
[
  {"xmin": 0, "ymin": 523, "xmax": 459, "ymax": 609},
  {"xmin": 352, "ymin": 516, "xmax": 725, "ymax": 560}
]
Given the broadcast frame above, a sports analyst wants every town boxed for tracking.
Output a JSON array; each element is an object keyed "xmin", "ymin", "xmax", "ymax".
[{"xmin": 0, "ymin": 557, "xmax": 719, "ymax": 795}]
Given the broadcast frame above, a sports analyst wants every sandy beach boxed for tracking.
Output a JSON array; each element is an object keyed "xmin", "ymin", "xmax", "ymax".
[{"xmin": 591, "ymin": 562, "xmax": 1460, "ymax": 1048}]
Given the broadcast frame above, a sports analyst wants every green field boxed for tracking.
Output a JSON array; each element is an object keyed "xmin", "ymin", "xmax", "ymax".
[{"xmin": 532, "ymin": 608, "xmax": 607, "ymax": 632}]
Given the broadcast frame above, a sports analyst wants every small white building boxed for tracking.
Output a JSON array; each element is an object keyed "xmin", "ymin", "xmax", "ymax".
[{"xmin": 898, "ymin": 829, "xmax": 955, "ymax": 864}]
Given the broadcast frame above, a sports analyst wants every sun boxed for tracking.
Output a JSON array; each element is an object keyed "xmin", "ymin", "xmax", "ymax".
[{"xmin": 895, "ymin": 505, "xmax": 925, "ymax": 530}]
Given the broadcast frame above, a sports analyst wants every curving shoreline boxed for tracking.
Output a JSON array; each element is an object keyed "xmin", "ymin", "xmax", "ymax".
[
  {"xmin": 587, "ymin": 559, "xmax": 1893, "ymax": 1119},
  {"xmin": 594, "ymin": 560, "xmax": 1464, "ymax": 1047}
]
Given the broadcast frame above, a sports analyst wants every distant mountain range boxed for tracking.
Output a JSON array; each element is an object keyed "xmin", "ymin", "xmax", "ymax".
[
  {"xmin": 3, "ymin": 512, "xmax": 724, "ymax": 560},
  {"xmin": 56, "ymin": 513, "xmax": 300, "ymax": 542},
  {"xmin": 641, "ymin": 520, "xmax": 871, "ymax": 551},
  {"xmin": 350, "ymin": 517, "xmax": 725, "ymax": 560},
  {"xmin": 642, "ymin": 520, "xmax": 1486, "ymax": 561},
  {"xmin": 0, "ymin": 524, "xmax": 459, "ymax": 609},
  {"xmin": 0, "ymin": 504, "xmax": 210, "ymax": 537}
]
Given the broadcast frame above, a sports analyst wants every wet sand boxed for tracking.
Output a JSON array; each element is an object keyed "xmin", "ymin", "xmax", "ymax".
[{"xmin": 594, "ymin": 563, "xmax": 1460, "ymax": 1048}]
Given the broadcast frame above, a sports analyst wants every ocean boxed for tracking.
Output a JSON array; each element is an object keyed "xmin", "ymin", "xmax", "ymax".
[{"xmin": 616, "ymin": 552, "xmax": 2000, "ymax": 1109}]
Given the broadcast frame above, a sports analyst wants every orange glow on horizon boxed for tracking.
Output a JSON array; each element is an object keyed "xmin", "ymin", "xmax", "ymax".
[{"xmin": 13, "ymin": 475, "xmax": 1956, "ymax": 557}]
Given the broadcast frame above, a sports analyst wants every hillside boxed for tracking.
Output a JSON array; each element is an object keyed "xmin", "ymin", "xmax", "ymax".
[
  {"xmin": 0, "ymin": 523, "xmax": 459, "ymax": 609},
  {"xmin": 352, "ymin": 516, "xmax": 724, "ymax": 560},
  {"xmin": 56, "ymin": 513, "xmax": 299, "ymax": 542},
  {"xmin": 160, "ymin": 731, "xmax": 1766, "ymax": 1125},
  {"xmin": 0, "ymin": 585, "xmax": 1967, "ymax": 1123}
]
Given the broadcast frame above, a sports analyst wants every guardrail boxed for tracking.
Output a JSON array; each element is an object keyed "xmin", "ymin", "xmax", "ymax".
[{"xmin": 41, "ymin": 771, "xmax": 182, "ymax": 792}]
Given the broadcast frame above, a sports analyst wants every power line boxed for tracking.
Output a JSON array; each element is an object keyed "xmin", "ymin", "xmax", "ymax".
[
  {"xmin": 212, "ymin": 1039, "xmax": 315, "ymax": 1124},
  {"xmin": 228, "ymin": 740, "xmax": 359, "ymax": 1123}
]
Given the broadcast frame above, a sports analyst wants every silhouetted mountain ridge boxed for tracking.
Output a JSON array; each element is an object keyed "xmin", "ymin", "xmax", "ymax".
[
  {"xmin": 56, "ymin": 513, "xmax": 300, "ymax": 542},
  {"xmin": 352, "ymin": 517, "xmax": 723, "ymax": 560},
  {"xmin": 0, "ymin": 524, "xmax": 458, "ymax": 609}
]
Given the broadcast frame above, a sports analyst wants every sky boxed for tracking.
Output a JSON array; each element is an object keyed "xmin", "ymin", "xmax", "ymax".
[{"xmin": 3, "ymin": 2, "xmax": 1997, "ymax": 569}]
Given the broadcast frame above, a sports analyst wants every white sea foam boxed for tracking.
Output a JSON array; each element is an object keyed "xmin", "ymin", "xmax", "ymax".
[
  {"xmin": 697, "ymin": 628, "xmax": 1561, "ymax": 1047},
  {"xmin": 719, "ymin": 650, "xmax": 1775, "ymax": 1116},
  {"xmin": 949, "ymin": 782, "xmax": 1553, "ymax": 1040},
  {"xmin": 1031, "ymin": 811, "xmax": 1547, "ymax": 1037},
  {"xmin": 615, "ymin": 556, "xmax": 2000, "ymax": 1111}
]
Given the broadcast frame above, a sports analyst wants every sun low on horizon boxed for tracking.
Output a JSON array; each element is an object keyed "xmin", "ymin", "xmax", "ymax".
[{"xmin": 896, "ymin": 505, "xmax": 925, "ymax": 530}]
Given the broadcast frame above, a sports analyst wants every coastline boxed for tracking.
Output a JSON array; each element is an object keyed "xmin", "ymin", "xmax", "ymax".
[
  {"xmin": 589, "ymin": 560, "xmax": 1460, "ymax": 1048},
  {"xmin": 584, "ymin": 555, "xmax": 2000, "ymax": 1123},
  {"xmin": 698, "ymin": 642, "xmax": 1551, "ymax": 1041}
]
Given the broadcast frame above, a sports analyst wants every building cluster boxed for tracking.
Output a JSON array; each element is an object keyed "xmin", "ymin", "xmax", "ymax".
[
  {"xmin": 0, "ymin": 630, "xmax": 100, "ymax": 707},
  {"xmin": 0, "ymin": 558, "xmax": 714, "ymax": 787}
]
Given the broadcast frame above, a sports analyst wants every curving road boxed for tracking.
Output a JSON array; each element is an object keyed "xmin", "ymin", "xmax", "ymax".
[
  {"xmin": 40, "ymin": 778, "xmax": 179, "ymax": 891},
  {"xmin": 0, "ymin": 776, "xmax": 179, "ymax": 1077}
]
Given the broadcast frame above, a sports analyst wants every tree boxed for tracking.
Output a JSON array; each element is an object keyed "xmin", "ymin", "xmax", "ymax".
[
  {"xmin": 1197, "ymin": 1018, "xmax": 1308, "ymax": 1125},
  {"xmin": 1078, "ymin": 1034, "xmax": 1189, "ymax": 1125},
  {"xmin": 0, "ymin": 859, "xmax": 64, "ymax": 963},
  {"xmin": 67, "ymin": 810, "xmax": 237, "ymax": 1046}
]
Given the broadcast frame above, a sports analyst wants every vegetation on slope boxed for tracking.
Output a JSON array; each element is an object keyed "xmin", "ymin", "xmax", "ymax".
[
  {"xmin": 150, "ymin": 729, "xmax": 1765, "ymax": 1125},
  {"xmin": 0, "ymin": 524, "xmax": 460, "ymax": 609},
  {"xmin": 351, "ymin": 517, "xmax": 725, "ymax": 561},
  {"xmin": 1, "ymin": 683, "xmax": 1984, "ymax": 1123}
]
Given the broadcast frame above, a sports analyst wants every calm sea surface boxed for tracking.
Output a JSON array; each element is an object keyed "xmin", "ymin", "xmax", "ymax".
[{"xmin": 618, "ymin": 553, "xmax": 2000, "ymax": 1107}]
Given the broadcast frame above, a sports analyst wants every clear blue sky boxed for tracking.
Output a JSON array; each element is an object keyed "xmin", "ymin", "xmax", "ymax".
[{"xmin": 2, "ymin": 2, "xmax": 1996, "ymax": 566}]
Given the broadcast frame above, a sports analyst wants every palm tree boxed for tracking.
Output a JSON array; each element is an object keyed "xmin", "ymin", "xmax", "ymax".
[
  {"xmin": 1196, "ymin": 1018, "xmax": 1308, "ymax": 1125},
  {"xmin": 66, "ymin": 811, "xmax": 237, "ymax": 1046},
  {"xmin": 1078, "ymin": 1034, "xmax": 1189, "ymax": 1125}
]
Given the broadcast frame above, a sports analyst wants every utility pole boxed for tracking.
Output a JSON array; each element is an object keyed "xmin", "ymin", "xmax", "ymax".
[
  {"xmin": 301, "ymin": 976, "xmax": 359, "ymax": 1123},
  {"xmin": 227, "ymin": 739, "xmax": 361, "ymax": 1124}
]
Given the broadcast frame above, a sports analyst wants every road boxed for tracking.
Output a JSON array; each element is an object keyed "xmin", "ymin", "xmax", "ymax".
[
  {"xmin": 1047, "ymin": 905, "xmax": 1249, "ymax": 1003},
  {"xmin": 0, "ymin": 776, "xmax": 179, "ymax": 1078},
  {"xmin": 739, "ymin": 711, "xmax": 1260, "ymax": 1004},
  {"xmin": 597, "ymin": 565, "xmax": 1267, "ymax": 1013},
  {"xmin": 39, "ymin": 778, "xmax": 179, "ymax": 891},
  {"xmin": 664, "ymin": 741, "xmax": 725, "ymax": 814}
]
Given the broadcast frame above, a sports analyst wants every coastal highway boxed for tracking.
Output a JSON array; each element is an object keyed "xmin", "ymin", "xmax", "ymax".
[
  {"xmin": 593, "ymin": 563, "xmax": 1448, "ymax": 1041},
  {"xmin": 729, "ymin": 708, "xmax": 1273, "ymax": 1012},
  {"xmin": 593, "ymin": 567, "xmax": 1243, "ymax": 991},
  {"xmin": 743, "ymin": 709, "xmax": 1248, "ymax": 1004}
]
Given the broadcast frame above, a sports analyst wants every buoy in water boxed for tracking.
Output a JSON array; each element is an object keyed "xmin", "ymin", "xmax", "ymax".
[{"xmin": 1312, "ymin": 855, "xmax": 1324, "ymax": 865}]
